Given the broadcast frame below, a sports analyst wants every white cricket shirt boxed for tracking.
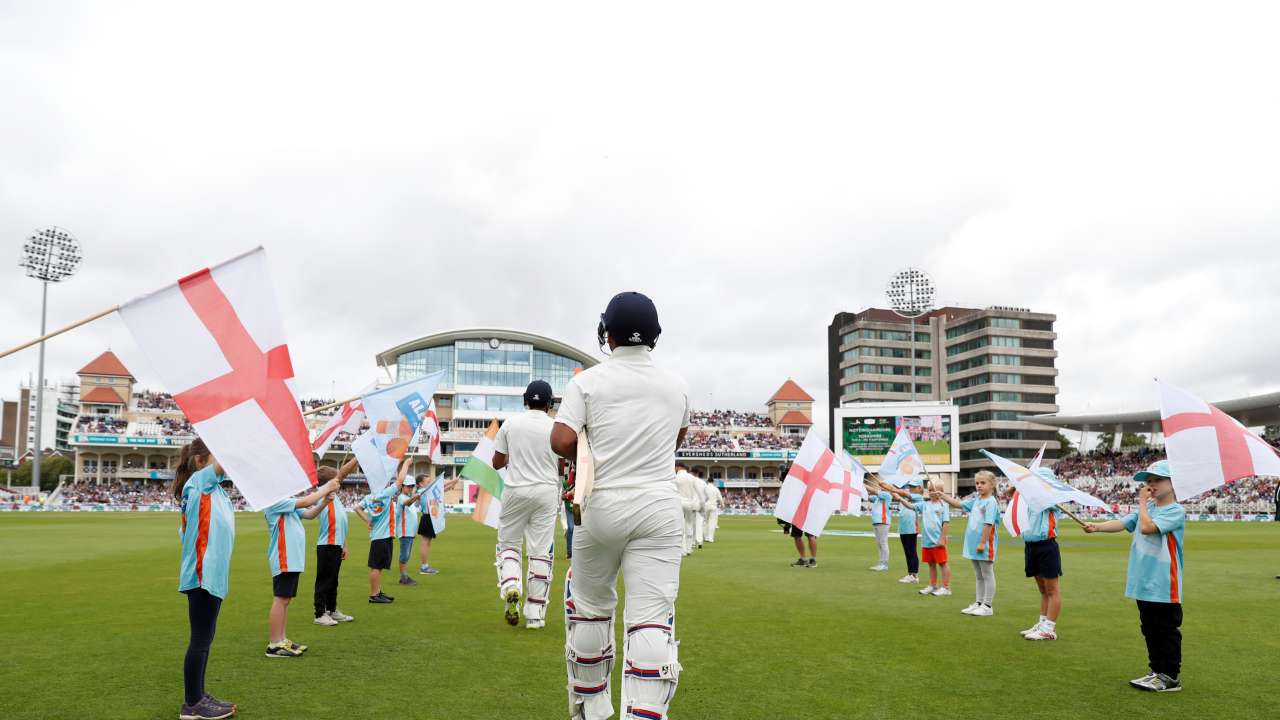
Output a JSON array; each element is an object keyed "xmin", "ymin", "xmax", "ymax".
[
  {"xmin": 554, "ymin": 345, "xmax": 689, "ymax": 492},
  {"xmin": 494, "ymin": 409, "xmax": 559, "ymax": 489}
]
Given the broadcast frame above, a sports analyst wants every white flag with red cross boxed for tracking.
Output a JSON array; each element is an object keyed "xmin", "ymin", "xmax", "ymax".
[
  {"xmin": 118, "ymin": 248, "xmax": 315, "ymax": 510},
  {"xmin": 830, "ymin": 449, "xmax": 867, "ymax": 516},
  {"xmin": 311, "ymin": 397, "xmax": 367, "ymax": 458},
  {"xmin": 773, "ymin": 429, "xmax": 841, "ymax": 536},
  {"xmin": 1158, "ymin": 381, "xmax": 1280, "ymax": 500},
  {"xmin": 418, "ymin": 399, "xmax": 444, "ymax": 463}
]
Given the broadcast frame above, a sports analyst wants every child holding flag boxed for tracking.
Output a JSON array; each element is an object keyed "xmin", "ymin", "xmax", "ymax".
[
  {"xmin": 1016, "ymin": 467, "xmax": 1067, "ymax": 641},
  {"xmin": 938, "ymin": 470, "xmax": 1000, "ymax": 616},
  {"xmin": 353, "ymin": 457, "xmax": 410, "ymax": 604},
  {"xmin": 313, "ymin": 458, "xmax": 359, "ymax": 627},
  {"xmin": 396, "ymin": 477, "xmax": 421, "ymax": 587},
  {"xmin": 415, "ymin": 473, "xmax": 459, "ymax": 575},
  {"xmin": 262, "ymin": 476, "xmax": 341, "ymax": 658},
  {"xmin": 1084, "ymin": 460, "xmax": 1186, "ymax": 692},
  {"xmin": 174, "ymin": 438, "xmax": 236, "ymax": 720},
  {"xmin": 867, "ymin": 479, "xmax": 894, "ymax": 571},
  {"xmin": 884, "ymin": 481, "xmax": 923, "ymax": 584},
  {"xmin": 917, "ymin": 479, "xmax": 952, "ymax": 596}
]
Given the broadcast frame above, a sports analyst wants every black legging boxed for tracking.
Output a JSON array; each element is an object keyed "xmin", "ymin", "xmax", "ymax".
[
  {"xmin": 900, "ymin": 533, "xmax": 919, "ymax": 575},
  {"xmin": 184, "ymin": 588, "xmax": 222, "ymax": 706}
]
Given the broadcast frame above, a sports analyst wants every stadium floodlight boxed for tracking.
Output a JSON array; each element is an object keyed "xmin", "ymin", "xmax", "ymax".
[
  {"xmin": 18, "ymin": 227, "xmax": 83, "ymax": 491},
  {"xmin": 885, "ymin": 267, "xmax": 935, "ymax": 401}
]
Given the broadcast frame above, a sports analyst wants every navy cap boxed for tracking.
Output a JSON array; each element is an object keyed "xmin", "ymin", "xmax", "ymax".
[
  {"xmin": 524, "ymin": 380, "xmax": 553, "ymax": 407},
  {"xmin": 597, "ymin": 291, "xmax": 661, "ymax": 350}
]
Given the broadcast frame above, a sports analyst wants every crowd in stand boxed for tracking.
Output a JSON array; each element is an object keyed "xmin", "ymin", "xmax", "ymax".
[
  {"xmin": 134, "ymin": 391, "xmax": 180, "ymax": 412},
  {"xmin": 76, "ymin": 416, "xmax": 128, "ymax": 434},
  {"xmin": 688, "ymin": 410, "xmax": 773, "ymax": 428},
  {"xmin": 300, "ymin": 398, "xmax": 335, "ymax": 413},
  {"xmin": 737, "ymin": 432, "xmax": 802, "ymax": 450},
  {"xmin": 683, "ymin": 431, "xmax": 737, "ymax": 451},
  {"xmin": 1054, "ymin": 447, "xmax": 1163, "ymax": 480},
  {"xmin": 134, "ymin": 417, "xmax": 195, "ymax": 437}
]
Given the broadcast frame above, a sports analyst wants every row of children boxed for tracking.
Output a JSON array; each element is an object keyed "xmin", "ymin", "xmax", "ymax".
[
  {"xmin": 864, "ymin": 461, "xmax": 1187, "ymax": 692},
  {"xmin": 173, "ymin": 440, "xmax": 458, "ymax": 720}
]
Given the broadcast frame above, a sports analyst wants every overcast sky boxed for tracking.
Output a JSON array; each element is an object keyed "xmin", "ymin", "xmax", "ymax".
[{"xmin": 2, "ymin": 1, "xmax": 1278, "ymax": 438}]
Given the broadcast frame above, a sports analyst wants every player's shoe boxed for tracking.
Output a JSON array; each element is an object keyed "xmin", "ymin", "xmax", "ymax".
[
  {"xmin": 526, "ymin": 619, "xmax": 546, "ymax": 630},
  {"xmin": 503, "ymin": 587, "xmax": 521, "ymax": 626},
  {"xmin": 284, "ymin": 639, "xmax": 307, "ymax": 653},
  {"xmin": 369, "ymin": 593, "xmax": 394, "ymax": 604},
  {"xmin": 419, "ymin": 564, "xmax": 440, "ymax": 575},
  {"xmin": 1128, "ymin": 672, "xmax": 1158, "ymax": 689},
  {"xmin": 961, "ymin": 603, "xmax": 980, "ymax": 615},
  {"xmin": 897, "ymin": 575, "xmax": 918, "ymax": 584},
  {"xmin": 1133, "ymin": 673, "xmax": 1181, "ymax": 692},
  {"xmin": 1021, "ymin": 621, "xmax": 1045, "ymax": 637},
  {"xmin": 202, "ymin": 694, "xmax": 235, "ymax": 715},
  {"xmin": 398, "ymin": 574, "xmax": 419, "ymax": 586},
  {"xmin": 933, "ymin": 587, "xmax": 952, "ymax": 596},
  {"xmin": 1025, "ymin": 627, "xmax": 1057, "ymax": 641},
  {"xmin": 869, "ymin": 564, "xmax": 888, "ymax": 571},
  {"xmin": 807, "ymin": 558, "xmax": 817, "ymax": 567},
  {"xmin": 918, "ymin": 586, "xmax": 936, "ymax": 595},
  {"xmin": 791, "ymin": 558, "xmax": 808, "ymax": 567},
  {"xmin": 180, "ymin": 696, "xmax": 235, "ymax": 719},
  {"xmin": 264, "ymin": 642, "xmax": 302, "ymax": 658},
  {"xmin": 330, "ymin": 609, "xmax": 354, "ymax": 622},
  {"xmin": 313, "ymin": 613, "xmax": 338, "ymax": 626},
  {"xmin": 971, "ymin": 605, "xmax": 994, "ymax": 617}
]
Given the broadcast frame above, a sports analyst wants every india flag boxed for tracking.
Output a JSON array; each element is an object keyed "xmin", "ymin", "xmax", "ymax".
[{"xmin": 463, "ymin": 420, "xmax": 503, "ymax": 528}]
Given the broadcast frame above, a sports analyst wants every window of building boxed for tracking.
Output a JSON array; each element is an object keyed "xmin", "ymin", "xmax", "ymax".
[
  {"xmin": 990, "ymin": 317, "xmax": 1021, "ymax": 329},
  {"xmin": 990, "ymin": 336, "xmax": 1021, "ymax": 348},
  {"xmin": 397, "ymin": 345, "xmax": 455, "ymax": 388}
]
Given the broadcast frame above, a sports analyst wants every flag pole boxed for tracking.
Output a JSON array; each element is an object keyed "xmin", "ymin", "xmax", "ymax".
[
  {"xmin": 1056, "ymin": 504, "xmax": 1089, "ymax": 528},
  {"xmin": 303, "ymin": 394, "xmax": 362, "ymax": 417},
  {"xmin": 0, "ymin": 305, "xmax": 120, "ymax": 360}
]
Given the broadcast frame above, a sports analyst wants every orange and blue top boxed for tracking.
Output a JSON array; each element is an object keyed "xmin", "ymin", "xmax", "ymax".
[
  {"xmin": 397, "ymin": 493, "xmax": 419, "ymax": 538},
  {"xmin": 869, "ymin": 490, "xmax": 893, "ymax": 526},
  {"xmin": 178, "ymin": 465, "xmax": 236, "ymax": 599},
  {"xmin": 316, "ymin": 495, "xmax": 348, "ymax": 547},
  {"xmin": 1021, "ymin": 506, "xmax": 1062, "ymax": 543},
  {"xmin": 263, "ymin": 499, "xmax": 306, "ymax": 576},
  {"xmin": 360, "ymin": 484, "xmax": 399, "ymax": 541},
  {"xmin": 961, "ymin": 495, "xmax": 999, "ymax": 562},
  {"xmin": 1123, "ymin": 502, "xmax": 1185, "ymax": 603},
  {"xmin": 920, "ymin": 500, "xmax": 949, "ymax": 548}
]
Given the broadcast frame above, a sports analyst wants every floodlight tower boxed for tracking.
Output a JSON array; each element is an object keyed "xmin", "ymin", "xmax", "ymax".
[
  {"xmin": 885, "ymin": 267, "xmax": 935, "ymax": 401},
  {"xmin": 18, "ymin": 227, "xmax": 83, "ymax": 489}
]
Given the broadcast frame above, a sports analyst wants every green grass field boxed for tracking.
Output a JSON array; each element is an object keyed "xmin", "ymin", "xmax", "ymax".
[{"xmin": 1, "ymin": 513, "xmax": 1276, "ymax": 719}]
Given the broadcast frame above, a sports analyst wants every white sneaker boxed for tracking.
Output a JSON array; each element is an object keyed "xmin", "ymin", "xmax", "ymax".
[
  {"xmin": 961, "ymin": 602, "xmax": 980, "ymax": 614},
  {"xmin": 1026, "ymin": 627, "xmax": 1057, "ymax": 641},
  {"xmin": 869, "ymin": 564, "xmax": 888, "ymax": 572},
  {"xmin": 330, "ymin": 609, "xmax": 354, "ymax": 623},
  {"xmin": 897, "ymin": 575, "xmax": 917, "ymax": 584},
  {"xmin": 919, "ymin": 586, "xmax": 936, "ymax": 595},
  {"xmin": 313, "ymin": 613, "xmax": 339, "ymax": 626},
  {"xmin": 933, "ymin": 587, "xmax": 952, "ymax": 596},
  {"xmin": 972, "ymin": 604, "xmax": 994, "ymax": 616},
  {"xmin": 526, "ymin": 620, "xmax": 546, "ymax": 630},
  {"xmin": 1021, "ymin": 621, "xmax": 1045, "ymax": 637}
]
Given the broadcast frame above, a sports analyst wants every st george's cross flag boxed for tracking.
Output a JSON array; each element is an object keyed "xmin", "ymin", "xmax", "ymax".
[
  {"xmin": 418, "ymin": 400, "xmax": 444, "ymax": 463},
  {"xmin": 879, "ymin": 426, "xmax": 926, "ymax": 487},
  {"xmin": 359, "ymin": 371, "xmax": 447, "ymax": 490},
  {"xmin": 118, "ymin": 248, "xmax": 315, "ymax": 510},
  {"xmin": 830, "ymin": 449, "xmax": 868, "ymax": 516},
  {"xmin": 311, "ymin": 395, "xmax": 367, "ymax": 458},
  {"xmin": 1002, "ymin": 444, "xmax": 1046, "ymax": 537},
  {"xmin": 774, "ymin": 429, "xmax": 841, "ymax": 536},
  {"xmin": 1158, "ymin": 381, "xmax": 1280, "ymax": 500},
  {"xmin": 981, "ymin": 448, "xmax": 1107, "ymax": 514},
  {"xmin": 463, "ymin": 420, "xmax": 504, "ymax": 528}
]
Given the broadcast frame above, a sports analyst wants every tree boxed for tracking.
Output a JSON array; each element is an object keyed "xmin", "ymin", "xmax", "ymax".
[
  {"xmin": 1120, "ymin": 432, "xmax": 1148, "ymax": 448},
  {"xmin": 1054, "ymin": 427, "xmax": 1075, "ymax": 456},
  {"xmin": 13, "ymin": 455, "xmax": 74, "ymax": 492}
]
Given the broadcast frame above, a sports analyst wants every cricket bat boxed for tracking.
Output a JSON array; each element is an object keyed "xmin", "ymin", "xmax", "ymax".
[{"xmin": 572, "ymin": 429, "xmax": 594, "ymax": 523}]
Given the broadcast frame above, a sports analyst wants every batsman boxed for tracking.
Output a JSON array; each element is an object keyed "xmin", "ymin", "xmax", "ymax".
[{"xmin": 551, "ymin": 291, "xmax": 690, "ymax": 720}]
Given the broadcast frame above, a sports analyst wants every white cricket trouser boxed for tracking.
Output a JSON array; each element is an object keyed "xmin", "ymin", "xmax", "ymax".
[
  {"xmin": 693, "ymin": 511, "xmax": 704, "ymax": 545},
  {"xmin": 704, "ymin": 509, "xmax": 718, "ymax": 542},
  {"xmin": 565, "ymin": 487, "xmax": 683, "ymax": 720},
  {"xmin": 681, "ymin": 508, "xmax": 695, "ymax": 555},
  {"xmin": 873, "ymin": 524, "xmax": 890, "ymax": 566},
  {"xmin": 496, "ymin": 484, "xmax": 559, "ymax": 623}
]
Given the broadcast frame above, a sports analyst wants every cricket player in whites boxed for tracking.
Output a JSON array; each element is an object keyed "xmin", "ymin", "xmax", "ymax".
[
  {"xmin": 492, "ymin": 380, "xmax": 560, "ymax": 629},
  {"xmin": 701, "ymin": 472, "xmax": 722, "ymax": 543},
  {"xmin": 552, "ymin": 291, "xmax": 690, "ymax": 720},
  {"xmin": 675, "ymin": 462, "xmax": 701, "ymax": 555}
]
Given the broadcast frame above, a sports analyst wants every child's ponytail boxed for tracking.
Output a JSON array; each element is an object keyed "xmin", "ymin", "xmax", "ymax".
[{"xmin": 173, "ymin": 437, "xmax": 211, "ymax": 501}]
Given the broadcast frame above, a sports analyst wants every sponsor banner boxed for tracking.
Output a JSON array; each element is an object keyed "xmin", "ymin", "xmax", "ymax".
[
  {"xmin": 675, "ymin": 449, "xmax": 798, "ymax": 460},
  {"xmin": 74, "ymin": 434, "xmax": 187, "ymax": 446},
  {"xmin": 721, "ymin": 479, "xmax": 760, "ymax": 488}
]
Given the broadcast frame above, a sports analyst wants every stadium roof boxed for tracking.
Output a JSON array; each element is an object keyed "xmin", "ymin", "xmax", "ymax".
[
  {"xmin": 80, "ymin": 387, "xmax": 125, "ymax": 405},
  {"xmin": 769, "ymin": 379, "xmax": 813, "ymax": 403},
  {"xmin": 1026, "ymin": 390, "xmax": 1280, "ymax": 433},
  {"xmin": 777, "ymin": 410, "xmax": 812, "ymax": 426},
  {"xmin": 375, "ymin": 328, "xmax": 598, "ymax": 371},
  {"xmin": 78, "ymin": 351, "xmax": 134, "ymax": 379}
]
